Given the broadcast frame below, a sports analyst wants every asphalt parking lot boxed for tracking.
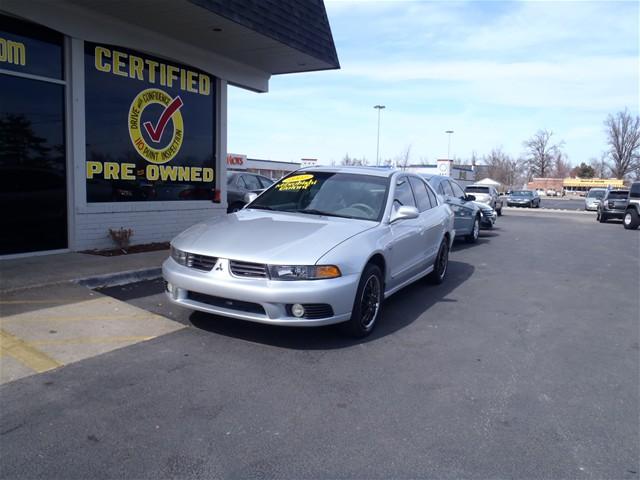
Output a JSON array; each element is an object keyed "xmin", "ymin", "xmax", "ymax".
[{"xmin": 1, "ymin": 210, "xmax": 638, "ymax": 479}]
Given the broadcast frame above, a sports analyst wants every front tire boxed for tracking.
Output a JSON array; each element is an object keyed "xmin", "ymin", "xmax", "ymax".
[
  {"xmin": 497, "ymin": 207, "xmax": 502, "ymax": 216},
  {"xmin": 429, "ymin": 238, "xmax": 450, "ymax": 285},
  {"xmin": 342, "ymin": 264, "xmax": 383, "ymax": 338},
  {"xmin": 465, "ymin": 216, "xmax": 480, "ymax": 243},
  {"xmin": 599, "ymin": 211, "xmax": 608, "ymax": 223},
  {"xmin": 623, "ymin": 209, "xmax": 640, "ymax": 230}
]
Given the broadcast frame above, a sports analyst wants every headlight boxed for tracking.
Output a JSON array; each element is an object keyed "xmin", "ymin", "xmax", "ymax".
[
  {"xmin": 267, "ymin": 265, "xmax": 341, "ymax": 281},
  {"xmin": 171, "ymin": 246, "xmax": 188, "ymax": 266}
]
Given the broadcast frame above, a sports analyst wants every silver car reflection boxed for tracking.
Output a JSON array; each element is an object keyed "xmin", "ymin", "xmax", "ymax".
[{"xmin": 163, "ymin": 167, "xmax": 455, "ymax": 337}]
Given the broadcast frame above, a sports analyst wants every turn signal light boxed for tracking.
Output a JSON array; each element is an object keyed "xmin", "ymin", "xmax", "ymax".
[{"xmin": 315, "ymin": 265, "xmax": 341, "ymax": 279}]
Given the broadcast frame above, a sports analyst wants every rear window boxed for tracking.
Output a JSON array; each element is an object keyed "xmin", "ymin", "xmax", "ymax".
[
  {"xmin": 607, "ymin": 191, "xmax": 629, "ymax": 199},
  {"xmin": 465, "ymin": 186, "xmax": 489, "ymax": 193},
  {"xmin": 587, "ymin": 190, "xmax": 605, "ymax": 199},
  {"xmin": 512, "ymin": 190, "xmax": 533, "ymax": 197}
]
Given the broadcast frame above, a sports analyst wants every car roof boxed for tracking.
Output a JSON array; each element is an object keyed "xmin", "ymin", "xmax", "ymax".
[{"xmin": 299, "ymin": 165, "xmax": 400, "ymax": 178}]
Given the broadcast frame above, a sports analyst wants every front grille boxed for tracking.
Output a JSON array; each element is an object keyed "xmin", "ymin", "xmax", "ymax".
[
  {"xmin": 186, "ymin": 252, "xmax": 217, "ymax": 271},
  {"xmin": 287, "ymin": 303, "xmax": 334, "ymax": 319},
  {"xmin": 229, "ymin": 260, "xmax": 268, "ymax": 278},
  {"xmin": 187, "ymin": 291, "xmax": 265, "ymax": 315}
]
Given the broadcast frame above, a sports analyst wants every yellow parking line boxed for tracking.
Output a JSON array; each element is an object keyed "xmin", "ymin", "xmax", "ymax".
[
  {"xmin": 0, "ymin": 330, "xmax": 62, "ymax": 373},
  {"xmin": 0, "ymin": 315, "xmax": 154, "ymax": 324},
  {"xmin": 30, "ymin": 335, "xmax": 154, "ymax": 346}
]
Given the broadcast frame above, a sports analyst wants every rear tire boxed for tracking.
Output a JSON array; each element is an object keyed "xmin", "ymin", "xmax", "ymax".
[
  {"xmin": 465, "ymin": 216, "xmax": 480, "ymax": 243},
  {"xmin": 342, "ymin": 264, "xmax": 383, "ymax": 338},
  {"xmin": 497, "ymin": 207, "xmax": 502, "ymax": 216},
  {"xmin": 623, "ymin": 209, "xmax": 640, "ymax": 230},
  {"xmin": 429, "ymin": 238, "xmax": 450, "ymax": 285},
  {"xmin": 599, "ymin": 211, "xmax": 608, "ymax": 223}
]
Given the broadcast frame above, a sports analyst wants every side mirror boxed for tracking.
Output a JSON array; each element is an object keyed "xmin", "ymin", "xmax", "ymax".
[
  {"xmin": 244, "ymin": 192, "xmax": 258, "ymax": 204},
  {"xmin": 465, "ymin": 194, "xmax": 476, "ymax": 202},
  {"xmin": 390, "ymin": 205, "xmax": 419, "ymax": 223}
]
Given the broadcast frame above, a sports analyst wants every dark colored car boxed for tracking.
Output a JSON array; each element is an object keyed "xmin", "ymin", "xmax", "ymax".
[
  {"xmin": 226, "ymin": 171, "xmax": 274, "ymax": 213},
  {"xmin": 623, "ymin": 182, "xmax": 640, "ymax": 230},
  {"xmin": 597, "ymin": 189, "xmax": 629, "ymax": 223},
  {"xmin": 422, "ymin": 174, "xmax": 483, "ymax": 243},
  {"xmin": 507, "ymin": 190, "xmax": 540, "ymax": 208}
]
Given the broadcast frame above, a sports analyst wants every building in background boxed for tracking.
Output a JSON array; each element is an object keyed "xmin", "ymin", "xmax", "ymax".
[
  {"xmin": 527, "ymin": 177, "xmax": 625, "ymax": 194},
  {"xmin": 0, "ymin": 1, "xmax": 339, "ymax": 256},
  {"xmin": 406, "ymin": 159, "xmax": 476, "ymax": 186},
  {"xmin": 226, "ymin": 154, "xmax": 299, "ymax": 180}
]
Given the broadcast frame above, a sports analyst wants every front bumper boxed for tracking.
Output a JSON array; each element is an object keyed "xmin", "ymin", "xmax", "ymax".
[
  {"xmin": 162, "ymin": 257, "xmax": 359, "ymax": 326},
  {"xmin": 507, "ymin": 200, "xmax": 531, "ymax": 207}
]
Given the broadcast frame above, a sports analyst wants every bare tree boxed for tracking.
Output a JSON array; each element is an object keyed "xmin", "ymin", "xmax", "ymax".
[
  {"xmin": 589, "ymin": 153, "xmax": 610, "ymax": 178},
  {"xmin": 396, "ymin": 144, "xmax": 412, "ymax": 170},
  {"xmin": 604, "ymin": 109, "xmax": 640, "ymax": 179},
  {"xmin": 523, "ymin": 129, "xmax": 564, "ymax": 177},
  {"xmin": 553, "ymin": 152, "xmax": 572, "ymax": 178},
  {"xmin": 341, "ymin": 153, "xmax": 368, "ymax": 166},
  {"xmin": 482, "ymin": 147, "xmax": 521, "ymax": 187}
]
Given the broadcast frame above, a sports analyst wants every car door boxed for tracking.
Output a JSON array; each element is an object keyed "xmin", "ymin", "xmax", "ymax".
[
  {"xmin": 450, "ymin": 180, "xmax": 476, "ymax": 231},
  {"xmin": 409, "ymin": 176, "xmax": 444, "ymax": 266},
  {"xmin": 439, "ymin": 179, "xmax": 471, "ymax": 235},
  {"xmin": 388, "ymin": 176, "xmax": 424, "ymax": 284}
]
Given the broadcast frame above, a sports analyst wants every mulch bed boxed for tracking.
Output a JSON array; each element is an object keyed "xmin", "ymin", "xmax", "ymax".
[{"xmin": 81, "ymin": 242, "xmax": 170, "ymax": 257}]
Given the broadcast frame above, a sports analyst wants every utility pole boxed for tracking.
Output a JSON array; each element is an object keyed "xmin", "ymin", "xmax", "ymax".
[
  {"xmin": 445, "ymin": 130, "xmax": 454, "ymax": 160},
  {"xmin": 374, "ymin": 105, "xmax": 386, "ymax": 166}
]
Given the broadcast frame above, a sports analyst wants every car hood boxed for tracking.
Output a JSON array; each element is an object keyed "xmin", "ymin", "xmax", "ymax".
[{"xmin": 171, "ymin": 209, "xmax": 377, "ymax": 264}]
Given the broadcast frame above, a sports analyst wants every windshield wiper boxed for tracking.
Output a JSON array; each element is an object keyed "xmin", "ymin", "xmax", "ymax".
[
  {"xmin": 297, "ymin": 209, "xmax": 358, "ymax": 219},
  {"xmin": 247, "ymin": 204, "xmax": 274, "ymax": 211}
]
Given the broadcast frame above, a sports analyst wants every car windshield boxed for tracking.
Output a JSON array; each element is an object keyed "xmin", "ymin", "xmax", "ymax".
[
  {"xmin": 465, "ymin": 186, "xmax": 490, "ymax": 193},
  {"xmin": 587, "ymin": 190, "xmax": 605, "ymax": 199},
  {"xmin": 511, "ymin": 191, "xmax": 533, "ymax": 197},
  {"xmin": 607, "ymin": 191, "xmax": 629, "ymax": 199},
  {"xmin": 247, "ymin": 172, "xmax": 390, "ymax": 221}
]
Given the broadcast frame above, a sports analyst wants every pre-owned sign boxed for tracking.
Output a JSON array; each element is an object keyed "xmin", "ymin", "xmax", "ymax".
[{"xmin": 84, "ymin": 42, "xmax": 216, "ymax": 202}]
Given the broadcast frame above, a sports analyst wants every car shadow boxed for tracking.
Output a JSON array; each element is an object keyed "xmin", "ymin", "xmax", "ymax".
[{"xmin": 188, "ymin": 260, "xmax": 475, "ymax": 350}]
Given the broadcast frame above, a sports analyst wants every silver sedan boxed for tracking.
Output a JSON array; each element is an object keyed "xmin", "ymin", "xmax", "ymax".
[{"xmin": 163, "ymin": 167, "xmax": 455, "ymax": 337}]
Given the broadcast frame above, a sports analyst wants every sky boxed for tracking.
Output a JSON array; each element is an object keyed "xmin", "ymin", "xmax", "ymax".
[{"xmin": 227, "ymin": 0, "xmax": 639, "ymax": 167}]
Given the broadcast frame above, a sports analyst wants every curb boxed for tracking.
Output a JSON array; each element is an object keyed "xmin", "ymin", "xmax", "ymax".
[{"xmin": 77, "ymin": 267, "xmax": 162, "ymax": 290}]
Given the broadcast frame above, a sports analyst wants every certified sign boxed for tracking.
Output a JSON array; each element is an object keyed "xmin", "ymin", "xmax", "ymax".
[{"xmin": 128, "ymin": 88, "xmax": 184, "ymax": 164}]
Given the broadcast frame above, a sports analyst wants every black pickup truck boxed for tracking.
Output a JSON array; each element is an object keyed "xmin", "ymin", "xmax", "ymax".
[
  {"xmin": 597, "ymin": 189, "xmax": 629, "ymax": 223},
  {"xmin": 623, "ymin": 182, "xmax": 640, "ymax": 230}
]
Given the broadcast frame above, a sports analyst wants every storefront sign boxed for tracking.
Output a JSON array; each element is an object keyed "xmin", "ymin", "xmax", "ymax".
[
  {"xmin": 84, "ymin": 42, "xmax": 216, "ymax": 202},
  {"xmin": 226, "ymin": 154, "xmax": 247, "ymax": 169}
]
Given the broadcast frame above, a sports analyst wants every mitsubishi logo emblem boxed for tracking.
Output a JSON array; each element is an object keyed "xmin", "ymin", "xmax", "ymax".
[{"xmin": 215, "ymin": 263, "xmax": 223, "ymax": 271}]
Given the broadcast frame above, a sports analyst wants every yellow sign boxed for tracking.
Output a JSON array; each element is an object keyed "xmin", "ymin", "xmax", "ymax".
[
  {"xmin": 128, "ymin": 88, "xmax": 184, "ymax": 165},
  {"xmin": 94, "ymin": 46, "xmax": 210, "ymax": 96},
  {"xmin": 276, "ymin": 174, "xmax": 317, "ymax": 191},
  {"xmin": 563, "ymin": 178, "xmax": 624, "ymax": 188},
  {"xmin": 0, "ymin": 37, "xmax": 26, "ymax": 66}
]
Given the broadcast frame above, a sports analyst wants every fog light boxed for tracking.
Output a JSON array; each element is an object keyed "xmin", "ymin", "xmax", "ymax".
[
  {"xmin": 291, "ymin": 303, "xmax": 305, "ymax": 318},
  {"xmin": 166, "ymin": 282, "xmax": 173, "ymax": 294}
]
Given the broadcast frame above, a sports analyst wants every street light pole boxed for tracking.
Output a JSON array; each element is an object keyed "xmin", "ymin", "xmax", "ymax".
[
  {"xmin": 445, "ymin": 130, "xmax": 454, "ymax": 160},
  {"xmin": 374, "ymin": 105, "xmax": 386, "ymax": 166}
]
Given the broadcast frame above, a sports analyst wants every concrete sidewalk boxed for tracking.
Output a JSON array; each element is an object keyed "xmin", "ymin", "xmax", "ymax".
[
  {"xmin": 0, "ymin": 249, "xmax": 183, "ymax": 385},
  {"xmin": 1, "ymin": 249, "xmax": 169, "ymax": 293}
]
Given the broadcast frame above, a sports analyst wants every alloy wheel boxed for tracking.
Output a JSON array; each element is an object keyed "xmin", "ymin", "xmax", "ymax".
[{"xmin": 359, "ymin": 275, "xmax": 381, "ymax": 329}]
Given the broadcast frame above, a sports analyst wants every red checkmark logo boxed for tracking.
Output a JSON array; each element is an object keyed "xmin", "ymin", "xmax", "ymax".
[{"xmin": 143, "ymin": 96, "xmax": 184, "ymax": 143}]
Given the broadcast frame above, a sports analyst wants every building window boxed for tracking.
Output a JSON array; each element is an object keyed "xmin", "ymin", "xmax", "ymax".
[
  {"xmin": 84, "ymin": 42, "xmax": 216, "ymax": 202},
  {"xmin": 0, "ymin": 15, "xmax": 66, "ymax": 255}
]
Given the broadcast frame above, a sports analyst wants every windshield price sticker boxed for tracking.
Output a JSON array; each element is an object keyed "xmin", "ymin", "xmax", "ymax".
[{"xmin": 276, "ymin": 174, "xmax": 318, "ymax": 191}]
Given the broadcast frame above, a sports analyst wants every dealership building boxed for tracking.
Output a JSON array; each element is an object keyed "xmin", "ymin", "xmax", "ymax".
[{"xmin": 0, "ymin": 1, "xmax": 339, "ymax": 256}]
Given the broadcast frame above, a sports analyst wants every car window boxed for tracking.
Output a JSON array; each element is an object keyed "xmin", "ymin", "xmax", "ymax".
[
  {"xmin": 408, "ymin": 177, "xmax": 432, "ymax": 211},
  {"xmin": 248, "ymin": 172, "xmax": 390, "ymax": 221},
  {"xmin": 450, "ymin": 181, "xmax": 465, "ymax": 198},
  {"xmin": 441, "ymin": 180, "xmax": 454, "ymax": 197},
  {"xmin": 465, "ymin": 186, "xmax": 489, "ymax": 194},
  {"xmin": 630, "ymin": 183, "xmax": 640, "ymax": 198},
  {"xmin": 258, "ymin": 176, "xmax": 274, "ymax": 189},
  {"xmin": 226, "ymin": 173, "xmax": 237, "ymax": 186},
  {"xmin": 241, "ymin": 174, "xmax": 261, "ymax": 190},
  {"xmin": 607, "ymin": 190, "xmax": 629, "ymax": 199},
  {"xmin": 394, "ymin": 176, "xmax": 417, "ymax": 209},
  {"xmin": 425, "ymin": 183, "xmax": 438, "ymax": 207},
  {"xmin": 587, "ymin": 190, "xmax": 605, "ymax": 199}
]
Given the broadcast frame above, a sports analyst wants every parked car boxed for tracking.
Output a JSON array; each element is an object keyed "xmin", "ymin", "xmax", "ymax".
[
  {"xmin": 464, "ymin": 184, "xmax": 503, "ymax": 216},
  {"xmin": 597, "ymin": 189, "xmax": 629, "ymax": 223},
  {"xmin": 226, "ymin": 171, "xmax": 274, "ymax": 213},
  {"xmin": 473, "ymin": 201, "xmax": 497, "ymax": 228},
  {"xmin": 546, "ymin": 189, "xmax": 559, "ymax": 197},
  {"xmin": 536, "ymin": 188, "xmax": 546, "ymax": 196},
  {"xmin": 423, "ymin": 174, "xmax": 483, "ymax": 243},
  {"xmin": 584, "ymin": 188, "xmax": 606, "ymax": 211},
  {"xmin": 623, "ymin": 182, "xmax": 640, "ymax": 230},
  {"xmin": 164, "ymin": 167, "xmax": 455, "ymax": 337},
  {"xmin": 507, "ymin": 190, "xmax": 541, "ymax": 208}
]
